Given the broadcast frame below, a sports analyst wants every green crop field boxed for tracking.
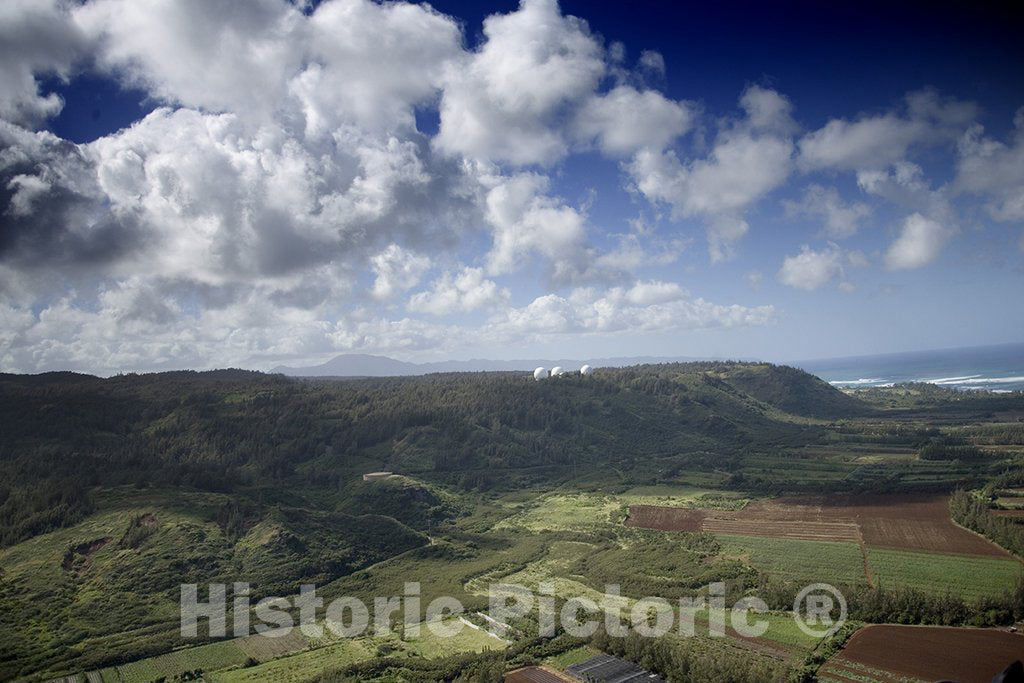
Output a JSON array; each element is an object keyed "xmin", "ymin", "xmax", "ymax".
[
  {"xmin": 209, "ymin": 619, "xmax": 504, "ymax": 683},
  {"xmin": 544, "ymin": 645, "xmax": 597, "ymax": 670},
  {"xmin": 748, "ymin": 612, "xmax": 828, "ymax": 650},
  {"xmin": 717, "ymin": 535, "xmax": 869, "ymax": 587},
  {"xmin": 400, "ymin": 618, "xmax": 509, "ymax": 658},
  {"xmin": 210, "ymin": 638, "xmax": 373, "ymax": 683},
  {"xmin": 867, "ymin": 548, "xmax": 1023, "ymax": 600},
  {"xmin": 89, "ymin": 631, "xmax": 311, "ymax": 682},
  {"xmin": 96, "ymin": 640, "xmax": 250, "ymax": 683}
]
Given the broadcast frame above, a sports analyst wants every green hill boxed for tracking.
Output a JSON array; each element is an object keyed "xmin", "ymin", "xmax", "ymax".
[{"xmin": 709, "ymin": 362, "xmax": 869, "ymax": 418}]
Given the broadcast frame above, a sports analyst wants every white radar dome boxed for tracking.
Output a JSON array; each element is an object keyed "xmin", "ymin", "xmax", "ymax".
[
  {"xmin": 580, "ymin": 364, "xmax": 593, "ymax": 376},
  {"xmin": 533, "ymin": 367, "xmax": 549, "ymax": 381},
  {"xmin": 550, "ymin": 366, "xmax": 564, "ymax": 376}
]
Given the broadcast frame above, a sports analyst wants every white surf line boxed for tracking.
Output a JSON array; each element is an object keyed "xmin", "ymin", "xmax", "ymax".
[
  {"xmin": 828, "ymin": 378, "xmax": 886, "ymax": 385},
  {"xmin": 936, "ymin": 375, "xmax": 1024, "ymax": 385},
  {"xmin": 924, "ymin": 374, "xmax": 983, "ymax": 383}
]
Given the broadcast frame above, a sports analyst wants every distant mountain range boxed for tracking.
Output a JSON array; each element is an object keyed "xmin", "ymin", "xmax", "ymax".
[{"xmin": 270, "ymin": 353, "xmax": 759, "ymax": 377}]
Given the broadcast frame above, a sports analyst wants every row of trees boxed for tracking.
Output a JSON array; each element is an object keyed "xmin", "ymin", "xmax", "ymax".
[
  {"xmin": 950, "ymin": 489, "xmax": 1024, "ymax": 557},
  {"xmin": 918, "ymin": 439, "xmax": 989, "ymax": 461},
  {"xmin": 756, "ymin": 573, "xmax": 1024, "ymax": 628}
]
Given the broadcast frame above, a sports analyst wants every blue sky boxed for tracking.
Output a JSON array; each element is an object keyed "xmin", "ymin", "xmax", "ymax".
[{"xmin": 0, "ymin": 0, "xmax": 1022, "ymax": 374}]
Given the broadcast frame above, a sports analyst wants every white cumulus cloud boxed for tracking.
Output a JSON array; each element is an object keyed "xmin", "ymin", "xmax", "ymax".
[
  {"xmin": 627, "ymin": 85, "xmax": 795, "ymax": 261},
  {"xmin": 483, "ymin": 172, "xmax": 588, "ymax": 276},
  {"xmin": 955, "ymin": 109, "xmax": 1024, "ymax": 222},
  {"xmin": 370, "ymin": 244, "xmax": 431, "ymax": 300},
  {"xmin": 778, "ymin": 244, "xmax": 844, "ymax": 291},
  {"xmin": 490, "ymin": 281, "xmax": 775, "ymax": 337},
  {"xmin": 572, "ymin": 85, "xmax": 693, "ymax": 156},
  {"xmin": 798, "ymin": 89, "xmax": 977, "ymax": 172},
  {"xmin": 435, "ymin": 0, "xmax": 604, "ymax": 165},
  {"xmin": 407, "ymin": 267, "xmax": 509, "ymax": 316},
  {"xmin": 784, "ymin": 184, "xmax": 870, "ymax": 239},
  {"xmin": 885, "ymin": 213, "xmax": 951, "ymax": 270}
]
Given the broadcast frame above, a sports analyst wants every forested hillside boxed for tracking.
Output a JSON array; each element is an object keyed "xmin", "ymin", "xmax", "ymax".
[{"xmin": 0, "ymin": 362, "xmax": 829, "ymax": 547}]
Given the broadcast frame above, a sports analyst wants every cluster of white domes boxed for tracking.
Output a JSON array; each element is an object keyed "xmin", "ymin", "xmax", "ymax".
[{"xmin": 532, "ymin": 365, "xmax": 595, "ymax": 381}]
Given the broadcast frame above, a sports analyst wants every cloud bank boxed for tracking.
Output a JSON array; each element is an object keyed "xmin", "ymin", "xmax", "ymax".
[{"xmin": 0, "ymin": 0, "xmax": 1019, "ymax": 372}]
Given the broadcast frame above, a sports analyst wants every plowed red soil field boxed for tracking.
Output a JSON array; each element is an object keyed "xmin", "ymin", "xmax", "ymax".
[
  {"xmin": 626, "ymin": 494, "xmax": 1012, "ymax": 556},
  {"xmin": 821, "ymin": 625, "xmax": 1024, "ymax": 683},
  {"xmin": 624, "ymin": 505, "xmax": 704, "ymax": 531}
]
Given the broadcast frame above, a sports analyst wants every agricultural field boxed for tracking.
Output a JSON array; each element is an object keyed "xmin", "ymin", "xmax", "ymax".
[
  {"xmin": 717, "ymin": 535, "xmax": 868, "ymax": 586},
  {"xmin": 504, "ymin": 666, "xmax": 572, "ymax": 682},
  {"xmin": 494, "ymin": 488, "xmax": 746, "ymax": 533},
  {"xmin": 478, "ymin": 537, "xmax": 819, "ymax": 656},
  {"xmin": 541, "ymin": 645, "xmax": 595, "ymax": 670},
  {"xmin": 93, "ymin": 640, "xmax": 253, "ymax": 683},
  {"xmin": 819, "ymin": 625, "xmax": 1024, "ymax": 683},
  {"xmin": 234, "ymin": 629, "xmax": 310, "ymax": 661},
  {"xmin": 88, "ymin": 617, "xmax": 504, "ymax": 683},
  {"xmin": 627, "ymin": 492, "xmax": 1024, "ymax": 601},
  {"xmin": 831, "ymin": 495, "xmax": 1010, "ymax": 555},
  {"xmin": 702, "ymin": 518, "xmax": 861, "ymax": 542},
  {"xmin": 90, "ymin": 631, "xmax": 313, "ymax": 683},
  {"xmin": 624, "ymin": 505, "xmax": 704, "ymax": 531},
  {"xmin": 209, "ymin": 618, "xmax": 502, "ymax": 683},
  {"xmin": 867, "ymin": 548, "xmax": 1022, "ymax": 600},
  {"xmin": 628, "ymin": 494, "xmax": 1012, "ymax": 555},
  {"xmin": 995, "ymin": 488, "xmax": 1024, "ymax": 514}
]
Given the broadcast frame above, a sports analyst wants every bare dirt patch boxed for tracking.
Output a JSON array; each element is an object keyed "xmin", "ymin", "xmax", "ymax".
[
  {"xmin": 624, "ymin": 505, "xmax": 704, "ymax": 531},
  {"xmin": 812, "ymin": 495, "xmax": 1010, "ymax": 556},
  {"xmin": 824, "ymin": 624, "xmax": 1024, "ymax": 683},
  {"xmin": 61, "ymin": 537, "xmax": 112, "ymax": 573}
]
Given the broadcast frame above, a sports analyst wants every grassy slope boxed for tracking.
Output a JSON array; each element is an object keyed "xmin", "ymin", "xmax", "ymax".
[
  {"xmin": 0, "ymin": 489, "xmax": 427, "ymax": 680},
  {"xmin": 713, "ymin": 363, "xmax": 869, "ymax": 419}
]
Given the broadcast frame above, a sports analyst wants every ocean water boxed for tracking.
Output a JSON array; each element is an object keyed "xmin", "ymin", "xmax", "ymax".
[{"xmin": 793, "ymin": 342, "xmax": 1024, "ymax": 393}]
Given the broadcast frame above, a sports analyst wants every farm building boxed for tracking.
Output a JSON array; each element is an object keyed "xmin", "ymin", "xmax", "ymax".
[
  {"xmin": 362, "ymin": 471, "xmax": 394, "ymax": 482},
  {"xmin": 566, "ymin": 654, "xmax": 665, "ymax": 682}
]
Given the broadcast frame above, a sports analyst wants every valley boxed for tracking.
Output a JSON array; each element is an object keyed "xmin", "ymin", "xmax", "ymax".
[{"xmin": 1, "ymin": 363, "xmax": 1023, "ymax": 682}]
